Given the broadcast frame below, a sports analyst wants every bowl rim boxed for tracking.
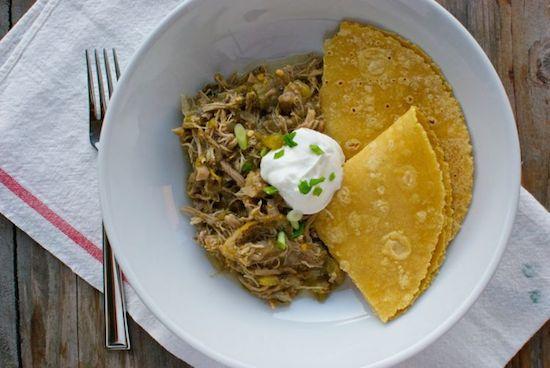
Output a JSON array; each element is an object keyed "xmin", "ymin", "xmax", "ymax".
[{"xmin": 98, "ymin": 0, "xmax": 521, "ymax": 367}]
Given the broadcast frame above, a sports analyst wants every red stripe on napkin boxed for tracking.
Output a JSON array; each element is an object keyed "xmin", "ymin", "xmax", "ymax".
[{"xmin": 0, "ymin": 167, "xmax": 103, "ymax": 262}]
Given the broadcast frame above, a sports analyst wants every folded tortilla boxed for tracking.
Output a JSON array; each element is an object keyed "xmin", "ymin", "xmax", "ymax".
[
  {"xmin": 314, "ymin": 107, "xmax": 445, "ymax": 322},
  {"xmin": 321, "ymin": 21, "xmax": 472, "ymax": 237}
]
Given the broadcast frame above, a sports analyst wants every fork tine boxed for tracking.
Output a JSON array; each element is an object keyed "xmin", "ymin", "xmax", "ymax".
[
  {"xmin": 86, "ymin": 50, "xmax": 97, "ymax": 120},
  {"xmin": 112, "ymin": 49, "xmax": 121, "ymax": 80},
  {"xmin": 94, "ymin": 49, "xmax": 107, "ymax": 119},
  {"xmin": 103, "ymin": 49, "xmax": 114, "ymax": 98}
]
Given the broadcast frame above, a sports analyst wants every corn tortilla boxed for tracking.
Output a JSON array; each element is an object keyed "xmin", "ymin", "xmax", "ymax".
[
  {"xmin": 314, "ymin": 107, "xmax": 445, "ymax": 322},
  {"xmin": 417, "ymin": 114, "xmax": 454, "ymax": 293},
  {"xmin": 321, "ymin": 21, "xmax": 473, "ymax": 236},
  {"xmin": 394, "ymin": 114, "xmax": 454, "ymax": 317}
]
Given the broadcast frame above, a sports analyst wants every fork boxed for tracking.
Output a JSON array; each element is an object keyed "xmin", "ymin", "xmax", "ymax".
[{"xmin": 86, "ymin": 49, "xmax": 130, "ymax": 350}]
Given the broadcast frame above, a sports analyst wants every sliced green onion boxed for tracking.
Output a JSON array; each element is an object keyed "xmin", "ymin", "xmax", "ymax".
[
  {"xmin": 260, "ymin": 147, "xmax": 269, "ymax": 157},
  {"xmin": 274, "ymin": 149, "xmax": 285, "ymax": 159},
  {"xmin": 291, "ymin": 222, "xmax": 305, "ymax": 239},
  {"xmin": 276, "ymin": 231, "xmax": 287, "ymax": 250},
  {"xmin": 287, "ymin": 209, "xmax": 303, "ymax": 227},
  {"xmin": 309, "ymin": 144, "xmax": 324, "ymax": 155},
  {"xmin": 241, "ymin": 161, "xmax": 253, "ymax": 173},
  {"xmin": 290, "ymin": 220, "xmax": 300, "ymax": 230},
  {"xmin": 309, "ymin": 177, "xmax": 325, "ymax": 187},
  {"xmin": 283, "ymin": 131, "xmax": 298, "ymax": 147},
  {"xmin": 329, "ymin": 172, "xmax": 336, "ymax": 181},
  {"xmin": 298, "ymin": 180, "xmax": 311, "ymax": 194},
  {"xmin": 313, "ymin": 187, "xmax": 323, "ymax": 196},
  {"xmin": 263, "ymin": 186, "xmax": 278, "ymax": 195},
  {"xmin": 234, "ymin": 123, "xmax": 248, "ymax": 150}
]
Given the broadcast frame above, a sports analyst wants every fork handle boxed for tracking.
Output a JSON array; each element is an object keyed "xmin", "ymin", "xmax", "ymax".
[{"xmin": 103, "ymin": 224, "xmax": 130, "ymax": 350}]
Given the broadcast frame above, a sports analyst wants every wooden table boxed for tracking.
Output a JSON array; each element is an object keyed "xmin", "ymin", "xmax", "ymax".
[{"xmin": 0, "ymin": 0, "xmax": 548, "ymax": 367}]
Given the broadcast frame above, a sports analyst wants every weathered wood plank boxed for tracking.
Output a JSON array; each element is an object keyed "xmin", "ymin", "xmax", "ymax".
[
  {"xmin": 127, "ymin": 315, "xmax": 192, "ymax": 368},
  {"xmin": 16, "ymin": 229, "xmax": 79, "ymax": 367},
  {"xmin": 76, "ymin": 278, "xmax": 190, "ymax": 367},
  {"xmin": 506, "ymin": 351, "xmax": 521, "ymax": 368},
  {"xmin": 77, "ymin": 277, "xmax": 136, "ymax": 367},
  {"xmin": 77, "ymin": 277, "xmax": 106, "ymax": 367},
  {"xmin": 505, "ymin": 321, "xmax": 549, "ymax": 368},
  {"xmin": 77, "ymin": 277, "xmax": 128, "ymax": 368},
  {"xmin": 15, "ymin": 226, "xmax": 31, "ymax": 368},
  {"xmin": 542, "ymin": 322, "xmax": 550, "ymax": 368},
  {"xmin": 528, "ymin": 323, "xmax": 544, "ymax": 368},
  {"xmin": 510, "ymin": 0, "xmax": 550, "ymax": 209},
  {"xmin": 437, "ymin": 0, "xmax": 469, "ymax": 25},
  {"xmin": 0, "ymin": 215, "xmax": 19, "ymax": 368},
  {"xmin": 436, "ymin": 0, "xmax": 550, "ymax": 210},
  {"xmin": 0, "ymin": 0, "xmax": 9, "ymax": 38},
  {"xmin": 11, "ymin": 0, "xmax": 36, "ymax": 25},
  {"xmin": 439, "ymin": 2, "xmax": 548, "ymax": 367},
  {"xmin": 437, "ymin": 0, "xmax": 517, "ymax": 134},
  {"xmin": 59, "ymin": 262, "xmax": 79, "ymax": 367},
  {"xmin": 503, "ymin": 8, "xmax": 550, "ymax": 368}
]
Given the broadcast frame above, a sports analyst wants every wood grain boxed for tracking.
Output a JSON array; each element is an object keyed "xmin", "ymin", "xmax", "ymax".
[
  {"xmin": 127, "ymin": 316, "xmax": 191, "ymax": 368},
  {"xmin": 437, "ymin": 0, "xmax": 550, "ymax": 210},
  {"xmin": 510, "ymin": 0, "xmax": 550, "ymax": 208},
  {"xmin": 75, "ymin": 277, "xmax": 190, "ymax": 368},
  {"xmin": 12, "ymin": 232, "xmax": 192, "ymax": 368},
  {"xmin": 16, "ymin": 229, "xmax": 79, "ymax": 367},
  {"xmin": 0, "ymin": 215, "xmax": 19, "ymax": 368},
  {"xmin": 10, "ymin": 0, "xmax": 34, "ymax": 25},
  {"xmin": 78, "ymin": 277, "xmax": 127, "ymax": 368},
  {"xmin": 0, "ymin": 0, "xmax": 547, "ymax": 367},
  {"xmin": 5, "ymin": 0, "xmax": 182, "ymax": 367},
  {"xmin": 0, "ymin": 0, "xmax": 9, "ymax": 38}
]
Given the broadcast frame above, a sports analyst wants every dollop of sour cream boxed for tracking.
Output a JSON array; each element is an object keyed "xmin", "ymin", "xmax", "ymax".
[{"xmin": 260, "ymin": 128, "xmax": 344, "ymax": 214}]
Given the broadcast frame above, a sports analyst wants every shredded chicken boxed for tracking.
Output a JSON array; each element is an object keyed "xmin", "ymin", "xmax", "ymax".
[
  {"xmin": 220, "ymin": 160, "xmax": 245, "ymax": 187},
  {"xmin": 174, "ymin": 55, "xmax": 344, "ymax": 305}
]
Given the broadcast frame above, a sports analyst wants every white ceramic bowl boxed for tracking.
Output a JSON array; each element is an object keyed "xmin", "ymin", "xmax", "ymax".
[{"xmin": 99, "ymin": 1, "xmax": 520, "ymax": 367}]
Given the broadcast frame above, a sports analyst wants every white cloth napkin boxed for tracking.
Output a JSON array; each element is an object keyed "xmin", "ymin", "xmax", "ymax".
[{"xmin": 0, "ymin": 1, "xmax": 548, "ymax": 367}]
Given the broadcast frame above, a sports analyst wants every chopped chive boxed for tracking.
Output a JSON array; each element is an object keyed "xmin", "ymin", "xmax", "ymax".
[
  {"xmin": 309, "ymin": 176, "xmax": 325, "ymax": 187},
  {"xmin": 241, "ymin": 161, "xmax": 253, "ymax": 173},
  {"xmin": 263, "ymin": 186, "xmax": 278, "ymax": 195},
  {"xmin": 291, "ymin": 222, "xmax": 305, "ymax": 239},
  {"xmin": 274, "ymin": 149, "xmax": 285, "ymax": 159},
  {"xmin": 313, "ymin": 187, "xmax": 323, "ymax": 196},
  {"xmin": 260, "ymin": 147, "xmax": 269, "ymax": 157},
  {"xmin": 329, "ymin": 172, "xmax": 336, "ymax": 181},
  {"xmin": 309, "ymin": 144, "xmax": 324, "ymax": 155},
  {"xmin": 298, "ymin": 180, "xmax": 311, "ymax": 194},
  {"xmin": 276, "ymin": 231, "xmax": 287, "ymax": 250},
  {"xmin": 234, "ymin": 123, "xmax": 248, "ymax": 150},
  {"xmin": 283, "ymin": 131, "xmax": 298, "ymax": 147}
]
